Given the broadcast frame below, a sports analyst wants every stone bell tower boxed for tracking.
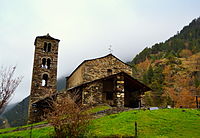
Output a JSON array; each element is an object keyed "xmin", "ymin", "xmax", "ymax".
[{"xmin": 28, "ymin": 34, "xmax": 60, "ymax": 123}]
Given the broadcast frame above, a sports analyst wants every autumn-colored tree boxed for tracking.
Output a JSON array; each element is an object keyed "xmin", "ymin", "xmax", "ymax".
[
  {"xmin": 0, "ymin": 66, "xmax": 22, "ymax": 114},
  {"xmin": 176, "ymin": 90, "xmax": 194, "ymax": 108},
  {"xmin": 46, "ymin": 93, "xmax": 91, "ymax": 138},
  {"xmin": 179, "ymin": 49, "xmax": 193, "ymax": 58},
  {"xmin": 163, "ymin": 74, "xmax": 196, "ymax": 108},
  {"xmin": 137, "ymin": 58, "xmax": 151, "ymax": 72}
]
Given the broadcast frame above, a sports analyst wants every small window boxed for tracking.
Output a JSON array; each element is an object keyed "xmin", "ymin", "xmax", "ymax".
[
  {"xmin": 107, "ymin": 69, "xmax": 112, "ymax": 75},
  {"xmin": 41, "ymin": 58, "xmax": 51, "ymax": 69},
  {"xmin": 44, "ymin": 42, "xmax": 47, "ymax": 52},
  {"xmin": 42, "ymin": 58, "xmax": 46, "ymax": 68},
  {"xmin": 47, "ymin": 58, "xmax": 51, "ymax": 69},
  {"xmin": 106, "ymin": 92, "xmax": 113, "ymax": 100},
  {"xmin": 42, "ymin": 74, "xmax": 48, "ymax": 87},
  {"xmin": 48, "ymin": 43, "xmax": 51, "ymax": 52}
]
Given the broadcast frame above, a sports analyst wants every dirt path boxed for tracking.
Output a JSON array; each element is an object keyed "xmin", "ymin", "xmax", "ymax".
[{"xmin": 91, "ymin": 107, "xmax": 133, "ymax": 118}]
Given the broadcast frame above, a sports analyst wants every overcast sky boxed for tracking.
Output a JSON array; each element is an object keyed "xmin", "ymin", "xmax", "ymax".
[{"xmin": 1, "ymin": 0, "xmax": 200, "ymax": 103}]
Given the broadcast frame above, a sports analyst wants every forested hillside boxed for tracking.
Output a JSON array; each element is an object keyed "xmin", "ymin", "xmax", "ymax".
[
  {"xmin": 131, "ymin": 17, "xmax": 200, "ymax": 108},
  {"xmin": 133, "ymin": 17, "xmax": 200, "ymax": 64},
  {"xmin": 1, "ymin": 97, "xmax": 29, "ymax": 127}
]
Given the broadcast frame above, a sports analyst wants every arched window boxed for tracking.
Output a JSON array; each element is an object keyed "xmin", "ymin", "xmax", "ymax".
[
  {"xmin": 42, "ymin": 74, "xmax": 48, "ymax": 87},
  {"xmin": 42, "ymin": 58, "xmax": 46, "ymax": 68},
  {"xmin": 44, "ymin": 42, "xmax": 47, "ymax": 52},
  {"xmin": 47, "ymin": 58, "xmax": 51, "ymax": 69},
  {"xmin": 48, "ymin": 43, "xmax": 51, "ymax": 52}
]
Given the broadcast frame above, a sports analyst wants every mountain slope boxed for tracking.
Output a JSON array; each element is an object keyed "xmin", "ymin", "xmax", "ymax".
[
  {"xmin": 131, "ymin": 17, "xmax": 200, "ymax": 107},
  {"xmin": 2, "ymin": 96, "xmax": 29, "ymax": 127},
  {"xmin": 132, "ymin": 17, "xmax": 200, "ymax": 64}
]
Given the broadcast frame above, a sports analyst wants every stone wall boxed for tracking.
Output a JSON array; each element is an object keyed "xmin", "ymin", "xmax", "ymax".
[
  {"xmin": 82, "ymin": 81, "xmax": 103, "ymax": 105},
  {"xmin": 115, "ymin": 75, "xmax": 125, "ymax": 107},
  {"xmin": 67, "ymin": 65, "xmax": 84, "ymax": 88},
  {"xmin": 81, "ymin": 73, "xmax": 126, "ymax": 107},
  {"xmin": 83, "ymin": 54, "xmax": 132, "ymax": 83}
]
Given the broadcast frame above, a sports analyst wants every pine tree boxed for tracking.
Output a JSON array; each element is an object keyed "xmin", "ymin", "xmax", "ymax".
[{"xmin": 147, "ymin": 65, "xmax": 154, "ymax": 84}]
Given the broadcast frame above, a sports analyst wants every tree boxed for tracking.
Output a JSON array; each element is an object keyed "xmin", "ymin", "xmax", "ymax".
[
  {"xmin": 143, "ymin": 92, "xmax": 154, "ymax": 107},
  {"xmin": 179, "ymin": 49, "xmax": 193, "ymax": 58},
  {"xmin": 147, "ymin": 65, "xmax": 154, "ymax": 83},
  {"xmin": 0, "ymin": 66, "xmax": 22, "ymax": 114},
  {"xmin": 142, "ymin": 72, "xmax": 149, "ymax": 85},
  {"xmin": 143, "ymin": 65, "xmax": 154, "ymax": 85},
  {"xmin": 46, "ymin": 92, "xmax": 91, "ymax": 138},
  {"xmin": 163, "ymin": 73, "xmax": 197, "ymax": 108}
]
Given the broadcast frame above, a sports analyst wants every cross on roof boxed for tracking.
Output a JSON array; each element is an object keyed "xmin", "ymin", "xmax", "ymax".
[{"xmin": 108, "ymin": 45, "xmax": 113, "ymax": 54}]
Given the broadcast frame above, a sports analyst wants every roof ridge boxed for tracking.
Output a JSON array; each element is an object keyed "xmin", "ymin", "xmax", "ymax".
[{"xmin": 67, "ymin": 54, "xmax": 131, "ymax": 79}]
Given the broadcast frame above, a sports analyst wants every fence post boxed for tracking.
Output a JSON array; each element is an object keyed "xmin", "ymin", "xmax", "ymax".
[
  {"xmin": 30, "ymin": 123, "xmax": 33, "ymax": 138},
  {"xmin": 135, "ymin": 121, "xmax": 138, "ymax": 137},
  {"xmin": 196, "ymin": 96, "xmax": 199, "ymax": 109}
]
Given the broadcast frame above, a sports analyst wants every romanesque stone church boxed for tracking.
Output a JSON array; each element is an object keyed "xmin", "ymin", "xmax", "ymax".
[{"xmin": 28, "ymin": 34, "xmax": 150, "ymax": 123}]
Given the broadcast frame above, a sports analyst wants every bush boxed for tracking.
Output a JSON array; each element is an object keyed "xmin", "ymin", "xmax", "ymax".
[{"xmin": 46, "ymin": 94, "xmax": 91, "ymax": 138}]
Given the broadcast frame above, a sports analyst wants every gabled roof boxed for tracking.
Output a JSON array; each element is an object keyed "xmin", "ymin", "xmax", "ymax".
[
  {"xmin": 68, "ymin": 71, "xmax": 151, "ymax": 92},
  {"xmin": 67, "ymin": 54, "xmax": 132, "ymax": 79},
  {"xmin": 34, "ymin": 34, "xmax": 60, "ymax": 45}
]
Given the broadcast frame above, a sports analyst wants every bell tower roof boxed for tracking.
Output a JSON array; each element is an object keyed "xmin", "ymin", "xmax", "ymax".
[{"xmin": 34, "ymin": 34, "xmax": 60, "ymax": 45}]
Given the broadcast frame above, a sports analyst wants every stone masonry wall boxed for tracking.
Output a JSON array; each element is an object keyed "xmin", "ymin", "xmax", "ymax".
[
  {"xmin": 115, "ymin": 74, "xmax": 125, "ymax": 107},
  {"xmin": 82, "ymin": 74, "xmax": 126, "ymax": 107},
  {"xmin": 67, "ymin": 65, "xmax": 84, "ymax": 88},
  {"xmin": 83, "ymin": 54, "xmax": 132, "ymax": 83},
  {"xmin": 82, "ymin": 81, "xmax": 103, "ymax": 105}
]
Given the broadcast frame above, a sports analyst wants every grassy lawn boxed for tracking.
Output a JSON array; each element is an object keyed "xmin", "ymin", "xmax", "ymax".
[
  {"xmin": 87, "ymin": 109, "xmax": 200, "ymax": 137},
  {"xmin": 0, "ymin": 109, "xmax": 199, "ymax": 138},
  {"xmin": 0, "ymin": 126, "xmax": 54, "ymax": 138},
  {"xmin": 0, "ymin": 121, "xmax": 47, "ymax": 133}
]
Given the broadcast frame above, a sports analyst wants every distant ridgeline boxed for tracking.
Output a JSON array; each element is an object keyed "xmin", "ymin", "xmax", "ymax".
[
  {"xmin": 132, "ymin": 17, "xmax": 200, "ymax": 64},
  {"xmin": 1, "ymin": 97, "xmax": 29, "ymax": 127}
]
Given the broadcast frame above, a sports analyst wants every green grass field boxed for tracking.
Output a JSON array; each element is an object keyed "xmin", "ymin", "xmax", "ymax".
[
  {"xmin": 0, "ymin": 121, "xmax": 47, "ymax": 133},
  {"xmin": 88, "ymin": 109, "xmax": 200, "ymax": 137},
  {"xmin": 0, "ymin": 108, "xmax": 199, "ymax": 138}
]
